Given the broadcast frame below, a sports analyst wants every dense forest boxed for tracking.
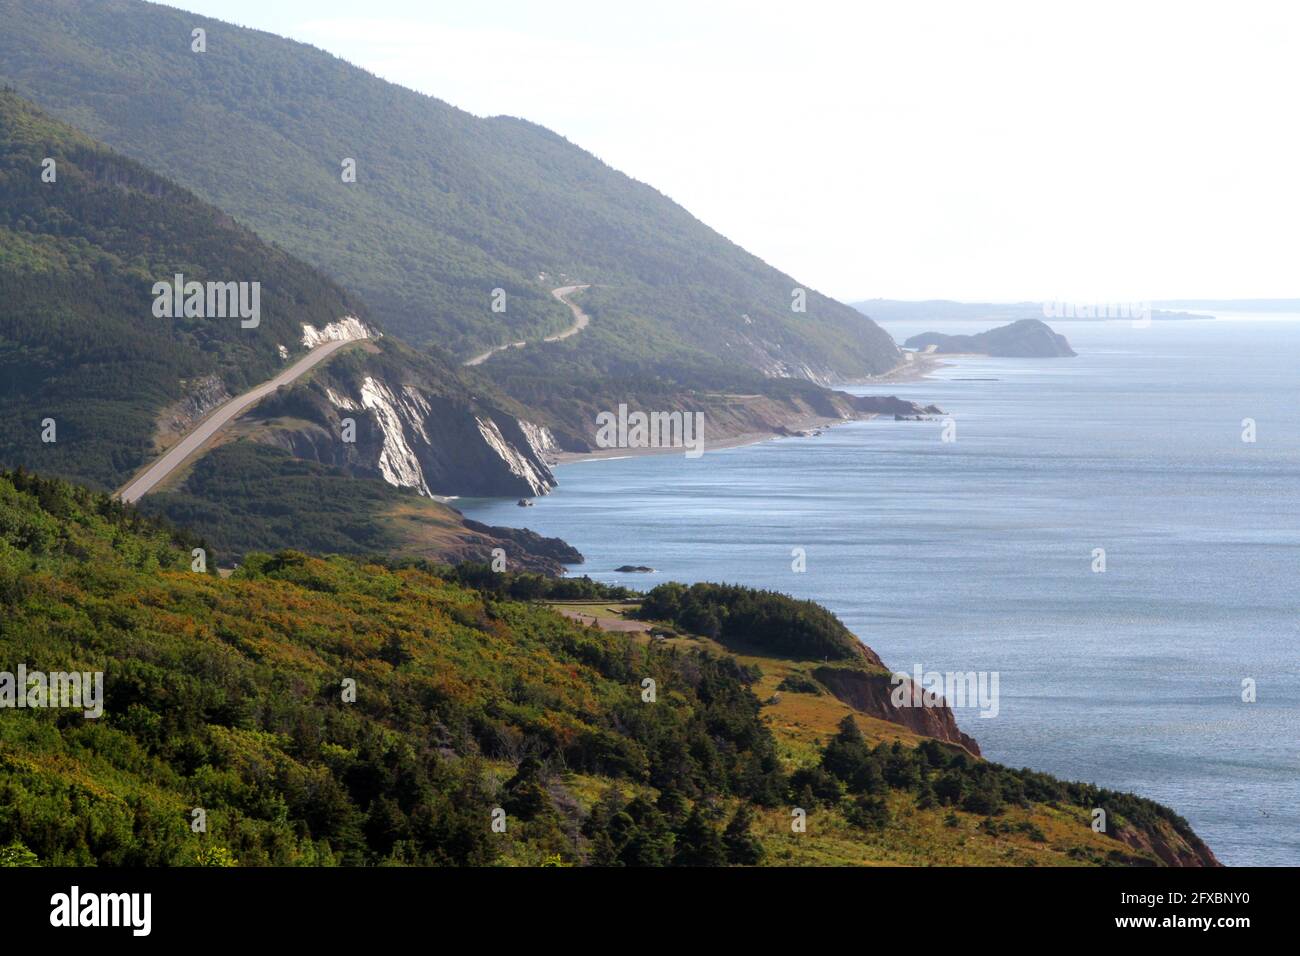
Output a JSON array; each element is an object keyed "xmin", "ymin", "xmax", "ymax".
[{"xmin": 0, "ymin": 470, "xmax": 1216, "ymax": 866}]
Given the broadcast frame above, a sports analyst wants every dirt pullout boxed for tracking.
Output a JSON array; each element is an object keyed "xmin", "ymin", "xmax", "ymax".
[{"xmin": 555, "ymin": 606, "xmax": 650, "ymax": 633}]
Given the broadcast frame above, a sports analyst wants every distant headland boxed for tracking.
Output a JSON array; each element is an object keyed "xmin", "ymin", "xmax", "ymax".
[{"xmin": 904, "ymin": 319, "xmax": 1076, "ymax": 358}]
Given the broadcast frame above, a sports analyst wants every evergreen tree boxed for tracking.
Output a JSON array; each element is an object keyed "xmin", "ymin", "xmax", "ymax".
[
  {"xmin": 722, "ymin": 805, "xmax": 765, "ymax": 865},
  {"xmin": 845, "ymin": 794, "xmax": 891, "ymax": 831},
  {"xmin": 673, "ymin": 807, "xmax": 727, "ymax": 867}
]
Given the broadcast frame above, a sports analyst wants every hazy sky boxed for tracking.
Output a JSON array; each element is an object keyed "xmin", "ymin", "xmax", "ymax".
[{"xmin": 174, "ymin": 0, "xmax": 1298, "ymax": 302}]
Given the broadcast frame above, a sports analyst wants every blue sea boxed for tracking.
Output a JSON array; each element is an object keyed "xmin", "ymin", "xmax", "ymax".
[{"xmin": 460, "ymin": 316, "xmax": 1300, "ymax": 866}]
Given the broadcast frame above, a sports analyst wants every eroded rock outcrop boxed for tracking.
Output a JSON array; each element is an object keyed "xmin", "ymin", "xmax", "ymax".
[
  {"xmin": 1113, "ymin": 818, "xmax": 1220, "ymax": 867},
  {"xmin": 813, "ymin": 665, "xmax": 982, "ymax": 756},
  {"xmin": 460, "ymin": 518, "xmax": 582, "ymax": 569},
  {"xmin": 850, "ymin": 395, "xmax": 944, "ymax": 417},
  {"xmin": 246, "ymin": 341, "xmax": 558, "ymax": 498}
]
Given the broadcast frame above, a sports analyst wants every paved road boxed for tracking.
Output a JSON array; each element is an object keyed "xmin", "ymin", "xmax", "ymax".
[
  {"xmin": 117, "ymin": 336, "xmax": 363, "ymax": 503},
  {"xmin": 543, "ymin": 284, "xmax": 591, "ymax": 341},
  {"xmin": 463, "ymin": 284, "xmax": 591, "ymax": 366}
]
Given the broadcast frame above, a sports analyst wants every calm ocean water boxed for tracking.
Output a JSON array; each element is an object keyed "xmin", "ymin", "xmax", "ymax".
[{"xmin": 460, "ymin": 317, "xmax": 1300, "ymax": 866}]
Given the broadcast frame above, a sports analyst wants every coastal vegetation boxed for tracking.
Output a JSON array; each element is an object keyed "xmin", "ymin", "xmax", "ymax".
[{"xmin": 0, "ymin": 470, "xmax": 1216, "ymax": 866}]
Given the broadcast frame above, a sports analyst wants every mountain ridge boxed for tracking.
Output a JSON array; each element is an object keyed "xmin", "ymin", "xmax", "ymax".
[{"xmin": 0, "ymin": 0, "xmax": 901, "ymax": 383}]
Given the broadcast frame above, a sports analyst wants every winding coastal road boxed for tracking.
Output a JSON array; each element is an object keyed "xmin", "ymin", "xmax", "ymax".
[
  {"xmin": 117, "ymin": 336, "xmax": 364, "ymax": 504},
  {"xmin": 464, "ymin": 284, "xmax": 590, "ymax": 366},
  {"xmin": 124, "ymin": 284, "xmax": 585, "ymax": 502}
]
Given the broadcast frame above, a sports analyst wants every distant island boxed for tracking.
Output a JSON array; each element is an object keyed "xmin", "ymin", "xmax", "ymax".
[
  {"xmin": 1152, "ymin": 298, "xmax": 1300, "ymax": 312},
  {"xmin": 904, "ymin": 319, "xmax": 1076, "ymax": 357}
]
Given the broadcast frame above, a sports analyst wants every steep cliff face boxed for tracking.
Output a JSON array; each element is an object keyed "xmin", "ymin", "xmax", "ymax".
[
  {"xmin": 813, "ymin": 666, "xmax": 982, "ymax": 756},
  {"xmin": 248, "ymin": 339, "xmax": 557, "ymax": 499},
  {"xmin": 458, "ymin": 519, "xmax": 583, "ymax": 571},
  {"xmin": 301, "ymin": 316, "xmax": 372, "ymax": 348},
  {"xmin": 1113, "ymin": 818, "xmax": 1220, "ymax": 867}
]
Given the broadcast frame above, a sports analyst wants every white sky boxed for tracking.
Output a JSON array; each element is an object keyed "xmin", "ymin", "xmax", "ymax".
[{"xmin": 174, "ymin": 0, "xmax": 1299, "ymax": 302}]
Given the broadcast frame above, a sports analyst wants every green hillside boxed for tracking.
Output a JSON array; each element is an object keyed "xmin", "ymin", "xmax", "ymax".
[
  {"xmin": 0, "ymin": 0, "xmax": 900, "ymax": 380},
  {"xmin": 0, "ymin": 88, "xmax": 366, "ymax": 490},
  {"xmin": 0, "ymin": 470, "xmax": 1218, "ymax": 867}
]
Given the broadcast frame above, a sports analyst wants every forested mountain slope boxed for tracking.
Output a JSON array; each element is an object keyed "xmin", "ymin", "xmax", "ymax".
[
  {"xmin": 0, "ymin": 88, "xmax": 366, "ymax": 490},
  {"xmin": 0, "ymin": 0, "xmax": 900, "ymax": 382},
  {"xmin": 0, "ymin": 90, "xmax": 568, "ymax": 510}
]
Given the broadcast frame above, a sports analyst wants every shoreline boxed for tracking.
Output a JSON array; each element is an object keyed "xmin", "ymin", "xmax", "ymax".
[
  {"xmin": 550, "ymin": 411, "xmax": 870, "ymax": 465},
  {"xmin": 549, "ymin": 353, "xmax": 952, "ymax": 466},
  {"xmin": 837, "ymin": 352, "xmax": 952, "ymax": 385}
]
